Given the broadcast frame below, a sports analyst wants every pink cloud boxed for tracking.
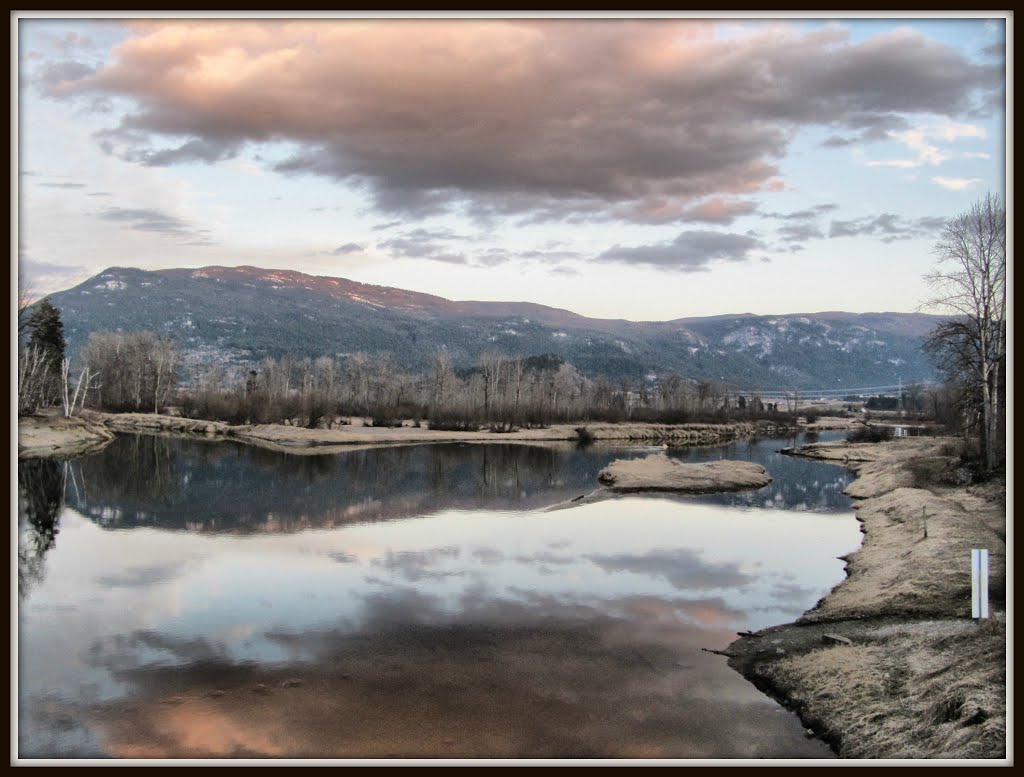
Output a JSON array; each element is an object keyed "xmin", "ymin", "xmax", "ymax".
[{"xmin": 48, "ymin": 19, "xmax": 1000, "ymax": 222}]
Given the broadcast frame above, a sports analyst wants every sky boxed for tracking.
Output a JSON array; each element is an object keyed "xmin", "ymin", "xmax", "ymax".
[{"xmin": 14, "ymin": 13, "xmax": 1008, "ymax": 321}]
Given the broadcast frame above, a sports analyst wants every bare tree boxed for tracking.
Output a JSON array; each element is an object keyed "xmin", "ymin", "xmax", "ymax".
[
  {"xmin": 478, "ymin": 351, "xmax": 505, "ymax": 419},
  {"xmin": 60, "ymin": 358, "xmax": 97, "ymax": 418},
  {"xmin": 429, "ymin": 349, "xmax": 456, "ymax": 411},
  {"xmin": 17, "ymin": 279, "xmax": 34, "ymax": 337},
  {"xmin": 923, "ymin": 193, "xmax": 1006, "ymax": 470}
]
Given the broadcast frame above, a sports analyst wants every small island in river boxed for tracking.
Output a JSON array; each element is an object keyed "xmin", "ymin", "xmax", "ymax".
[{"xmin": 597, "ymin": 454, "xmax": 772, "ymax": 494}]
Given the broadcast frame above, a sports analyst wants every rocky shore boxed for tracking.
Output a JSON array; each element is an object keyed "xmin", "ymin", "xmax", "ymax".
[{"xmin": 727, "ymin": 437, "xmax": 1006, "ymax": 760}]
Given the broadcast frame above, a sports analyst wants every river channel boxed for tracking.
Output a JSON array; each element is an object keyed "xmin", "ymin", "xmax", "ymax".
[{"xmin": 18, "ymin": 431, "xmax": 860, "ymax": 760}]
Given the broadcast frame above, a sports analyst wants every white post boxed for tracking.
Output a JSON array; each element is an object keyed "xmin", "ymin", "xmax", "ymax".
[{"xmin": 971, "ymin": 548, "xmax": 989, "ymax": 621}]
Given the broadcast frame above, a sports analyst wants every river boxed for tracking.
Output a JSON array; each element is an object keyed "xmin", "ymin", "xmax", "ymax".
[{"xmin": 17, "ymin": 431, "xmax": 860, "ymax": 760}]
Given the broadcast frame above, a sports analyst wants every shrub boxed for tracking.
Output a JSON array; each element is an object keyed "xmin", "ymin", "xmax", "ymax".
[
  {"xmin": 574, "ymin": 426, "xmax": 595, "ymax": 448},
  {"xmin": 427, "ymin": 418, "xmax": 479, "ymax": 432},
  {"xmin": 368, "ymin": 416, "xmax": 403, "ymax": 428},
  {"xmin": 846, "ymin": 424, "xmax": 894, "ymax": 443}
]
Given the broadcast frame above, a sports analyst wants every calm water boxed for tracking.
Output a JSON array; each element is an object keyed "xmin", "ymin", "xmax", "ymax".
[{"xmin": 18, "ymin": 432, "xmax": 859, "ymax": 760}]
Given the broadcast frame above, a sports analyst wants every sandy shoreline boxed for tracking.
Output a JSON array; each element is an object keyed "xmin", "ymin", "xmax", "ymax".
[
  {"xmin": 19, "ymin": 411, "xmax": 811, "ymax": 458},
  {"xmin": 726, "ymin": 437, "xmax": 1006, "ymax": 759},
  {"xmin": 16, "ymin": 414, "xmax": 115, "ymax": 459}
]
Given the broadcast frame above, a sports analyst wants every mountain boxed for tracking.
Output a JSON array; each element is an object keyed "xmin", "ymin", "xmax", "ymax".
[{"xmin": 41, "ymin": 265, "xmax": 942, "ymax": 391}]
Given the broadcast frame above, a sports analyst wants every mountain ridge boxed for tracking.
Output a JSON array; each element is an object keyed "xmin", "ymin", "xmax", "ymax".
[{"xmin": 41, "ymin": 265, "xmax": 943, "ymax": 390}]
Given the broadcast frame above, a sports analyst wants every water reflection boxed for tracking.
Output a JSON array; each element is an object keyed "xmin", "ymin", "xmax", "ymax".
[
  {"xmin": 18, "ymin": 458, "xmax": 65, "ymax": 598},
  {"xmin": 18, "ymin": 433, "xmax": 858, "ymax": 759},
  {"xmin": 666, "ymin": 432, "xmax": 854, "ymax": 512},
  {"xmin": 65, "ymin": 436, "xmax": 638, "ymax": 533}
]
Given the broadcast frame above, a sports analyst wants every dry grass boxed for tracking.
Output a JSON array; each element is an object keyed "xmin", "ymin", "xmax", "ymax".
[
  {"xmin": 735, "ymin": 434, "xmax": 1007, "ymax": 760},
  {"xmin": 800, "ymin": 486, "xmax": 1006, "ymax": 623},
  {"xmin": 760, "ymin": 619, "xmax": 1006, "ymax": 759}
]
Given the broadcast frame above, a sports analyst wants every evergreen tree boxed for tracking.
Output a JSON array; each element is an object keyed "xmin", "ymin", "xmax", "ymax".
[{"xmin": 25, "ymin": 299, "xmax": 66, "ymax": 399}]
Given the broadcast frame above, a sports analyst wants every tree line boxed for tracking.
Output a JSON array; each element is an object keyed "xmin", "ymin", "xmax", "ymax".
[
  {"xmin": 17, "ymin": 300, "xmax": 803, "ymax": 429},
  {"xmin": 178, "ymin": 347, "xmax": 798, "ymax": 429}
]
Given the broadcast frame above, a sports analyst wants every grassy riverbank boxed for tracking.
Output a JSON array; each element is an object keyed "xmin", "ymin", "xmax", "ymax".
[{"xmin": 727, "ymin": 437, "xmax": 1007, "ymax": 760}]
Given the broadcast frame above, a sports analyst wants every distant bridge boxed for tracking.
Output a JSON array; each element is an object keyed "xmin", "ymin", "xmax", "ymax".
[{"xmin": 730, "ymin": 382, "xmax": 939, "ymax": 401}]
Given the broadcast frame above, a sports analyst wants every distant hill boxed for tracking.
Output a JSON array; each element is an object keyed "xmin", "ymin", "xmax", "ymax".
[{"xmin": 39, "ymin": 265, "xmax": 942, "ymax": 391}]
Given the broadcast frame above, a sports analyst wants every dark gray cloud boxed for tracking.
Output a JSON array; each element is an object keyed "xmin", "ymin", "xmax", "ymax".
[
  {"xmin": 765, "ymin": 203, "xmax": 838, "ymax": 249},
  {"xmin": 768, "ymin": 203, "xmax": 838, "ymax": 220},
  {"xmin": 822, "ymin": 134, "xmax": 854, "ymax": 147},
  {"xmin": 377, "ymin": 227, "xmax": 473, "ymax": 265},
  {"xmin": 33, "ymin": 59, "xmax": 98, "ymax": 93},
  {"xmin": 99, "ymin": 206, "xmax": 191, "ymax": 234},
  {"xmin": 377, "ymin": 237, "xmax": 467, "ymax": 265},
  {"xmin": 330, "ymin": 242, "xmax": 363, "ymax": 255},
  {"xmin": 829, "ymin": 213, "xmax": 947, "ymax": 242},
  {"xmin": 778, "ymin": 222, "xmax": 824, "ymax": 243},
  {"xmin": 596, "ymin": 230, "xmax": 763, "ymax": 271},
  {"xmin": 46, "ymin": 21, "xmax": 1002, "ymax": 224},
  {"xmin": 982, "ymin": 41, "xmax": 1005, "ymax": 60},
  {"xmin": 98, "ymin": 206, "xmax": 215, "ymax": 245},
  {"xmin": 101, "ymin": 134, "xmax": 240, "ymax": 167}
]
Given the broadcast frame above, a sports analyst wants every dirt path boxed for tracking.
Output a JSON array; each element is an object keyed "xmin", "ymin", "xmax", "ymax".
[{"xmin": 726, "ymin": 437, "xmax": 1007, "ymax": 760}]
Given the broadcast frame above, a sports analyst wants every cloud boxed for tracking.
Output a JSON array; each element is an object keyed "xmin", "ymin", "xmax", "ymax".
[
  {"xmin": 931, "ymin": 176, "xmax": 982, "ymax": 191},
  {"xmin": 588, "ymin": 548, "xmax": 753, "ymax": 591},
  {"xmin": 677, "ymin": 197, "xmax": 757, "ymax": 225},
  {"xmin": 95, "ymin": 561, "xmax": 187, "ymax": 588},
  {"xmin": 777, "ymin": 222, "xmax": 824, "ymax": 243},
  {"xmin": 18, "ymin": 257, "xmax": 92, "ymax": 295},
  {"xmin": 375, "ymin": 226, "xmax": 493, "ymax": 265},
  {"xmin": 47, "ymin": 20, "xmax": 1002, "ymax": 223},
  {"xmin": 767, "ymin": 203, "xmax": 838, "ymax": 220},
  {"xmin": 828, "ymin": 213, "xmax": 946, "ymax": 242},
  {"xmin": 762, "ymin": 203, "xmax": 837, "ymax": 248},
  {"xmin": 98, "ymin": 206, "xmax": 215, "ymax": 244},
  {"xmin": 330, "ymin": 242, "xmax": 363, "ymax": 255},
  {"xmin": 32, "ymin": 59, "xmax": 98, "ymax": 93},
  {"xmin": 37, "ymin": 181, "xmax": 87, "ymax": 189},
  {"xmin": 596, "ymin": 230, "xmax": 762, "ymax": 271},
  {"xmin": 866, "ymin": 120, "xmax": 988, "ymax": 169},
  {"xmin": 822, "ymin": 134, "xmax": 854, "ymax": 147},
  {"xmin": 377, "ymin": 229, "xmax": 468, "ymax": 265}
]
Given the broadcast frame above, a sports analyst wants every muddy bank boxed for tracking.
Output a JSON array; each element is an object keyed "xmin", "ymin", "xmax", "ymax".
[
  {"xmin": 597, "ymin": 454, "xmax": 771, "ymax": 494},
  {"xmin": 17, "ymin": 413, "xmax": 115, "ymax": 459},
  {"xmin": 727, "ymin": 437, "xmax": 1006, "ymax": 759}
]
